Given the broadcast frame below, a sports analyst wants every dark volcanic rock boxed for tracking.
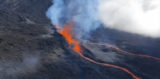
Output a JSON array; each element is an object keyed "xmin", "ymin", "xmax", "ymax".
[
  {"xmin": 0, "ymin": 0, "xmax": 120, "ymax": 79},
  {"xmin": 91, "ymin": 27, "xmax": 160, "ymax": 57},
  {"xmin": 0, "ymin": 0, "xmax": 160, "ymax": 79},
  {"xmin": 0, "ymin": 0, "xmax": 52, "ymax": 24}
]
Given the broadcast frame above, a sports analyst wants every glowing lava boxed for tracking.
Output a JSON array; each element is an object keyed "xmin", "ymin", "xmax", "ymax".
[
  {"xmin": 58, "ymin": 24, "xmax": 81, "ymax": 53},
  {"xmin": 88, "ymin": 42, "xmax": 160, "ymax": 61},
  {"xmin": 56, "ymin": 24, "xmax": 141, "ymax": 79}
]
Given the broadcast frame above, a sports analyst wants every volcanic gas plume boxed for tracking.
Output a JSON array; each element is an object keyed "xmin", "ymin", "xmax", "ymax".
[
  {"xmin": 47, "ymin": 0, "xmax": 160, "ymax": 38},
  {"xmin": 46, "ymin": 0, "xmax": 160, "ymax": 79},
  {"xmin": 99, "ymin": 0, "xmax": 160, "ymax": 38}
]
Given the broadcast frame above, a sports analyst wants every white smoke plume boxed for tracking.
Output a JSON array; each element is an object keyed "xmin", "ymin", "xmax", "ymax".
[
  {"xmin": 99, "ymin": 0, "xmax": 160, "ymax": 38},
  {"xmin": 47, "ymin": 0, "xmax": 160, "ymax": 38}
]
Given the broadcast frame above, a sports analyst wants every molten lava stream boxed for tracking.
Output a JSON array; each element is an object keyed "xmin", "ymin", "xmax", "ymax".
[
  {"xmin": 88, "ymin": 42, "xmax": 160, "ymax": 61},
  {"xmin": 56, "ymin": 24, "xmax": 141, "ymax": 79}
]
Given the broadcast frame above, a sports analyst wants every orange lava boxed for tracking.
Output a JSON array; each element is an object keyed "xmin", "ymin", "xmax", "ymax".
[
  {"xmin": 57, "ymin": 24, "xmax": 81, "ymax": 53},
  {"xmin": 56, "ymin": 24, "xmax": 141, "ymax": 79},
  {"xmin": 79, "ymin": 54, "xmax": 141, "ymax": 79},
  {"xmin": 88, "ymin": 42, "xmax": 160, "ymax": 61}
]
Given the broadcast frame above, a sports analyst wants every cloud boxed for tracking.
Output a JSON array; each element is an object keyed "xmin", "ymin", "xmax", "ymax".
[{"xmin": 98, "ymin": 0, "xmax": 160, "ymax": 38}]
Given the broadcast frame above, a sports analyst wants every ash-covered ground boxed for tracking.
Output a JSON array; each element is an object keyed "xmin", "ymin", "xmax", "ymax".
[{"xmin": 0, "ymin": 0, "xmax": 160, "ymax": 79}]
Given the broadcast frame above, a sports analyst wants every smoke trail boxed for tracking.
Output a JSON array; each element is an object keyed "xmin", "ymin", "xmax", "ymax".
[{"xmin": 46, "ymin": 0, "xmax": 101, "ymax": 39}]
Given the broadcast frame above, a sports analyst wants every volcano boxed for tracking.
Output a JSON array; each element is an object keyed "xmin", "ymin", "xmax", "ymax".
[{"xmin": 0, "ymin": 0, "xmax": 160, "ymax": 79}]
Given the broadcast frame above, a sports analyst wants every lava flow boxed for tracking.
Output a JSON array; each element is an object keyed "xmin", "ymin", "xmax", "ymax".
[
  {"xmin": 88, "ymin": 42, "xmax": 160, "ymax": 61},
  {"xmin": 56, "ymin": 24, "xmax": 141, "ymax": 79}
]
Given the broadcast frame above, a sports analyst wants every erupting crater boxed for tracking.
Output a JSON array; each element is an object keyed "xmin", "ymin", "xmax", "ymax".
[{"xmin": 56, "ymin": 23, "xmax": 141, "ymax": 79}]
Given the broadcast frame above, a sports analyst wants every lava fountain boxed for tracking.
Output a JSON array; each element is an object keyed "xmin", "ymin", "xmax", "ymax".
[
  {"xmin": 56, "ymin": 23, "xmax": 141, "ymax": 79},
  {"xmin": 58, "ymin": 24, "xmax": 81, "ymax": 53}
]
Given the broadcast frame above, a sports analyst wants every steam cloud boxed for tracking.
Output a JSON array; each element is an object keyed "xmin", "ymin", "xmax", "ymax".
[
  {"xmin": 99, "ymin": 0, "xmax": 160, "ymax": 38},
  {"xmin": 46, "ymin": 0, "xmax": 100, "ymax": 39},
  {"xmin": 47, "ymin": 0, "xmax": 160, "ymax": 38}
]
